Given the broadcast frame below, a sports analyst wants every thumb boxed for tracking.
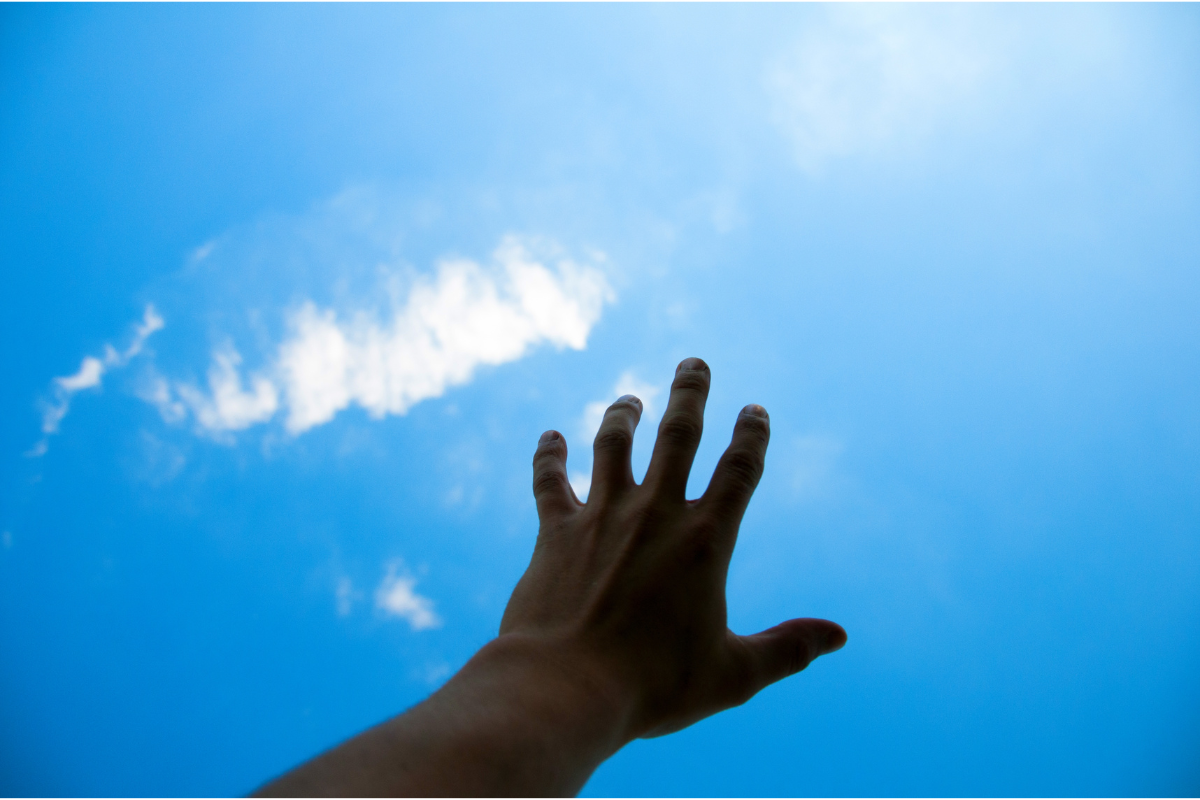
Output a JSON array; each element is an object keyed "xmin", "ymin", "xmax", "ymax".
[{"xmin": 736, "ymin": 617, "xmax": 847, "ymax": 692}]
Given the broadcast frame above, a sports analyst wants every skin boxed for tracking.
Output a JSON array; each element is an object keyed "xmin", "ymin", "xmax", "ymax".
[{"xmin": 255, "ymin": 357, "xmax": 846, "ymax": 798}]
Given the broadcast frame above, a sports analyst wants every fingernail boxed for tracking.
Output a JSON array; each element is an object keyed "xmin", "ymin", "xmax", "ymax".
[
  {"xmin": 678, "ymin": 357, "xmax": 708, "ymax": 373},
  {"xmin": 741, "ymin": 404, "xmax": 768, "ymax": 419},
  {"xmin": 616, "ymin": 394, "xmax": 642, "ymax": 408},
  {"xmin": 539, "ymin": 430, "xmax": 560, "ymax": 443}
]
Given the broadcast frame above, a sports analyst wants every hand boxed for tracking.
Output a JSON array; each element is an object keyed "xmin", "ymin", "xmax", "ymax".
[
  {"xmin": 500, "ymin": 356, "xmax": 847, "ymax": 741},
  {"xmin": 255, "ymin": 357, "xmax": 846, "ymax": 797}
]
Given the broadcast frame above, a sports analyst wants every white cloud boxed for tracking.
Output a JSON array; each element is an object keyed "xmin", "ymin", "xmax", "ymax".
[
  {"xmin": 162, "ymin": 235, "xmax": 613, "ymax": 439},
  {"xmin": 32, "ymin": 305, "xmax": 164, "ymax": 455},
  {"xmin": 277, "ymin": 236, "xmax": 611, "ymax": 433},
  {"xmin": 375, "ymin": 564, "xmax": 441, "ymax": 631},
  {"xmin": 56, "ymin": 357, "xmax": 105, "ymax": 394},
  {"xmin": 767, "ymin": 8, "xmax": 988, "ymax": 171},
  {"xmin": 137, "ymin": 375, "xmax": 187, "ymax": 424},
  {"xmin": 175, "ymin": 347, "xmax": 279, "ymax": 434},
  {"xmin": 572, "ymin": 370, "xmax": 664, "ymax": 501},
  {"xmin": 123, "ymin": 307, "xmax": 165, "ymax": 360}
]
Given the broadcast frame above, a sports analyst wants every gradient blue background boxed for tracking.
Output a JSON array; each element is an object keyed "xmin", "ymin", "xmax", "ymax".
[{"xmin": 2, "ymin": 5, "xmax": 1198, "ymax": 796}]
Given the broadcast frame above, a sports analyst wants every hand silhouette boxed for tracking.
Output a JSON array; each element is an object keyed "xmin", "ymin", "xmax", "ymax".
[
  {"xmin": 256, "ymin": 358, "xmax": 845, "ymax": 798},
  {"xmin": 502, "ymin": 356, "xmax": 846, "ymax": 739}
]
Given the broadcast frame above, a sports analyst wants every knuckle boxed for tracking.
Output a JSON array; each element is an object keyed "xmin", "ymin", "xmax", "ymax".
[
  {"xmin": 627, "ymin": 502, "xmax": 660, "ymax": 532},
  {"xmin": 532, "ymin": 468, "xmax": 566, "ymax": 497},
  {"xmin": 532, "ymin": 442, "xmax": 563, "ymax": 464},
  {"xmin": 722, "ymin": 449, "xmax": 764, "ymax": 489},
  {"xmin": 784, "ymin": 636, "xmax": 814, "ymax": 676},
  {"xmin": 658, "ymin": 414, "xmax": 703, "ymax": 448},
  {"xmin": 593, "ymin": 426, "xmax": 633, "ymax": 453},
  {"xmin": 626, "ymin": 498, "xmax": 677, "ymax": 539}
]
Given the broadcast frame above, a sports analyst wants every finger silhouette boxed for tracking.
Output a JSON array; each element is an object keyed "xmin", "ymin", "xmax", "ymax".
[
  {"xmin": 590, "ymin": 395, "xmax": 643, "ymax": 501},
  {"xmin": 733, "ymin": 618, "xmax": 847, "ymax": 699},
  {"xmin": 645, "ymin": 358, "xmax": 711, "ymax": 499},
  {"xmin": 532, "ymin": 430, "xmax": 578, "ymax": 517},
  {"xmin": 701, "ymin": 404, "xmax": 770, "ymax": 532}
]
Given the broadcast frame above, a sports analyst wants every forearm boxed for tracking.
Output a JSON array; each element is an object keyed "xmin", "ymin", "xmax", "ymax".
[{"xmin": 255, "ymin": 634, "xmax": 634, "ymax": 797}]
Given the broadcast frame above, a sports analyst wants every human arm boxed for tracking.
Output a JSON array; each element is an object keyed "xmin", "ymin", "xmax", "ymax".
[{"xmin": 254, "ymin": 357, "xmax": 847, "ymax": 797}]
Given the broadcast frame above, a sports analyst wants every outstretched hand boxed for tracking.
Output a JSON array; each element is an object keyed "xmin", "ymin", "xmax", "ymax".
[
  {"xmin": 256, "ymin": 358, "xmax": 845, "ymax": 798},
  {"xmin": 502, "ymin": 356, "xmax": 846, "ymax": 740}
]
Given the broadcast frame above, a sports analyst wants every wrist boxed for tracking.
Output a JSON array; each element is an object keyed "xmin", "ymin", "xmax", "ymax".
[
  {"xmin": 387, "ymin": 632, "xmax": 636, "ymax": 796},
  {"xmin": 468, "ymin": 632, "xmax": 639, "ymax": 748}
]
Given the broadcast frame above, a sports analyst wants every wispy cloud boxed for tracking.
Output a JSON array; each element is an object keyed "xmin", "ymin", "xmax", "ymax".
[
  {"xmin": 31, "ymin": 305, "xmax": 164, "ymax": 456},
  {"xmin": 335, "ymin": 576, "xmax": 364, "ymax": 617},
  {"xmin": 767, "ymin": 8, "xmax": 988, "ymax": 171},
  {"xmin": 375, "ymin": 563, "xmax": 440, "ymax": 631},
  {"xmin": 412, "ymin": 661, "xmax": 452, "ymax": 686},
  {"xmin": 175, "ymin": 347, "xmax": 279, "ymax": 434},
  {"xmin": 156, "ymin": 235, "xmax": 613, "ymax": 439},
  {"xmin": 277, "ymin": 236, "xmax": 611, "ymax": 433},
  {"xmin": 128, "ymin": 430, "xmax": 188, "ymax": 487}
]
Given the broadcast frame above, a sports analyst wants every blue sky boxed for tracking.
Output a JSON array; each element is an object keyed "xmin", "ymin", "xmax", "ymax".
[{"xmin": 1, "ymin": 4, "xmax": 1198, "ymax": 796}]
